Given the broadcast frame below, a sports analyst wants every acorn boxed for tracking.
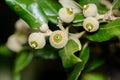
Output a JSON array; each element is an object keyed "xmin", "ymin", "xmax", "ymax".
[
  {"xmin": 83, "ymin": 17, "xmax": 99, "ymax": 32},
  {"xmin": 83, "ymin": 3, "xmax": 98, "ymax": 17},
  {"xmin": 58, "ymin": 7, "xmax": 75, "ymax": 23},
  {"xmin": 49, "ymin": 30, "xmax": 68, "ymax": 49},
  {"xmin": 15, "ymin": 18, "xmax": 30, "ymax": 32},
  {"xmin": 28, "ymin": 32, "xmax": 46, "ymax": 49},
  {"xmin": 6, "ymin": 34, "xmax": 22, "ymax": 52},
  {"xmin": 58, "ymin": 0, "xmax": 81, "ymax": 13},
  {"xmin": 14, "ymin": 31, "xmax": 28, "ymax": 45}
]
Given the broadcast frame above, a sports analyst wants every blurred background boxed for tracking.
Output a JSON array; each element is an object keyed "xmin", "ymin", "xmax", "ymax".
[
  {"xmin": 0, "ymin": 0, "xmax": 17, "ymax": 80},
  {"xmin": 0, "ymin": 0, "xmax": 67, "ymax": 80}
]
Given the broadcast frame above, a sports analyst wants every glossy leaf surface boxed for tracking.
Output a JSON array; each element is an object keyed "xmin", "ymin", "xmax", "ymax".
[
  {"xmin": 5, "ymin": 0, "xmax": 48, "ymax": 29},
  {"xmin": 68, "ymin": 43, "xmax": 89, "ymax": 80}
]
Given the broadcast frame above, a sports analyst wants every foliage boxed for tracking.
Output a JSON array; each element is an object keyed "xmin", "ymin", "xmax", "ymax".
[{"xmin": 2, "ymin": 0, "xmax": 120, "ymax": 80}]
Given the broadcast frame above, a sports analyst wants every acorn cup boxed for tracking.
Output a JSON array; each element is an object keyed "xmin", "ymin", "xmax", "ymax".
[{"xmin": 6, "ymin": 34, "xmax": 22, "ymax": 52}]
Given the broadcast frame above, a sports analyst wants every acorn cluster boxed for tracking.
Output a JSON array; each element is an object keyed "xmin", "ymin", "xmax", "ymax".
[
  {"xmin": 28, "ymin": 3, "xmax": 100, "ymax": 50},
  {"xmin": 28, "ymin": 6, "xmax": 82, "ymax": 50},
  {"xmin": 6, "ymin": 19, "xmax": 30, "ymax": 52},
  {"xmin": 6, "ymin": 3, "xmax": 102, "ymax": 51},
  {"xmin": 82, "ymin": 3, "xmax": 100, "ymax": 32}
]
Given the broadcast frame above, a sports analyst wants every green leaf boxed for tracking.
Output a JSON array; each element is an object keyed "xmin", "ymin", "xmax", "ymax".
[
  {"xmin": 86, "ymin": 59, "xmax": 104, "ymax": 72},
  {"xmin": 72, "ymin": 13, "xmax": 85, "ymax": 27},
  {"xmin": 38, "ymin": 0, "xmax": 61, "ymax": 24},
  {"xmin": 73, "ymin": 13, "xmax": 85, "ymax": 23},
  {"xmin": 5, "ymin": 0, "xmax": 48, "ymax": 29},
  {"xmin": 38, "ymin": 0, "xmax": 61, "ymax": 16},
  {"xmin": 81, "ymin": 73, "xmax": 110, "ymax": 80},
  {"xmin": 13, "ymin": 72, "xmax": 21, "ymax": 80},
  {"xmin": 86, "ymin": 19, "xmax": 120, "ymax": 42},
  {"xmin": 35, "ymin": 45, "xmax": 58, "ymax": 59},
  {"xmin": 47, "ymin": 15, "xmax": 58, "ymax": 24},
  {"xmin": 14, "ymin": 51, "xmax": 33, "ymax": 72},
  {"xmin": 0, "ymin": 44, "xmax": 12, "ymax": 56},
  {"xmin": 78, "ymin": 0, "xmax": 99, "ymax": 6},
  {"xmin": 68, "ymin": 43, "xmax": 89, "ymax": 80},
  {"xmin": 59, "ymin": 39, "xmax": 82, "ymax": 68},
  {"xmin": 112, "ymin": 0, "xmax": 120, "ymax": 9}
]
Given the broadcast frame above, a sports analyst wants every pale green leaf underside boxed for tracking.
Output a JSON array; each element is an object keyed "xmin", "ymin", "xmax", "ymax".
[
  {"xmin": 68, "ymin": 43, "xmax": 89, "ymax": 80},
  {"xmin": 59, "ymin": 39, "xmax": 82, "ymax": 68}
]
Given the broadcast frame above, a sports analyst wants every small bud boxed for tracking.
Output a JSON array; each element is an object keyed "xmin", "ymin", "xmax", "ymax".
[
  {"xmin": 83, "ymin": 3, "xmax": 98, "ymax": 17},
  {"xmin": 49, "ymin": 30, "xmax": 68, "ymax": 49},
  {"xmin": 58, "ymin": 7, "xmax": 75, "ymax": 23},
  {"xmin": 39, "ymin": 23, "xmax": 49, "ymax": 33},
  {"xmin": 83, "ymin": 17, "xmax": 99, "ymax": 32},
  {"xmin": 28, "ymin": 32, "xmax": 46, "ymax": 49}
]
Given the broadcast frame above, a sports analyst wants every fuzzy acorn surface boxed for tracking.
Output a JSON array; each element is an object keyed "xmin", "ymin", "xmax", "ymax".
[
  {"xmin": 83, "ymin": 3, "xmax": 98, "ymax": 17},
  {"xmin": 58, "ymin": 7, "xmax": 75, "ymax": 23},
  {"xmin": 28, "ymin": 32, "xmax": 46, "ymax": 49},
  {"xmin": 83, "ymin": 17, "xmax": 99, "ymax": 32},
  {"xmin": 49, "ymin": 30, "xmax": 68, "ymax": 48}
]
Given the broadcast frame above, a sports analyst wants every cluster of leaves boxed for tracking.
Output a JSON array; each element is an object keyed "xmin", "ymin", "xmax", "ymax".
[{"xmin": 1, "ymin": 0, "xmax": 120, "ymax": 80}]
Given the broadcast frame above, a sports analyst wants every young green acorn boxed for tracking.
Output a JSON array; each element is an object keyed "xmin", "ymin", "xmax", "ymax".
[
  {"xmin": 58, "ymin": 7, "xmax": 75, "ymax": 23},
  {"xmin": 83, "ymin": 17, "xmax": 99, "ymax": 32},
  {"xmin": 28, "ymin": 32, "xmax": 46, "ymax": 49},
  {"xmin": 83, "ymin": 3, "xmax": 98, "ymax": 17},
  {"xmin": 49, "ymin": 30, "xmax": 68, "ymax": 49}
]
